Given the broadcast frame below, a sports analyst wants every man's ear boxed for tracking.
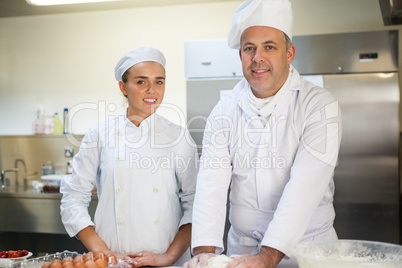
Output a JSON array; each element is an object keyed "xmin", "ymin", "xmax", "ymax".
[{"xmin": 287, "ymin": 44, "xmax": 296, "ymax": 64}]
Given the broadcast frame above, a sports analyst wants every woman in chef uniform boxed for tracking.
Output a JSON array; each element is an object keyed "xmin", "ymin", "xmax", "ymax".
[{"xmin": 60, "ymin": 47, "xmax": 198, "ymax": 267}]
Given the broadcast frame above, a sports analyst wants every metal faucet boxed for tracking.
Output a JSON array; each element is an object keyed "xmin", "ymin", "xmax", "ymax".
[
  {"xmin": 1, "ymin": 168, "xmax": 18, "ymax": 190},
  {"xmin": 15, "ymin": 158, "xmax": 27, "ymax": 188}
]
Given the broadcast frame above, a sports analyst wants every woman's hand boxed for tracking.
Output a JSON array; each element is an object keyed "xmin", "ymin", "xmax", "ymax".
[{"xmin": 127, "ymin": 251, "xmax": 175, "ymax": 267}]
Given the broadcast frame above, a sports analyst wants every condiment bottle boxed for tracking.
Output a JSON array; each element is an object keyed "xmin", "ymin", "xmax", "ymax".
[{"xmin": 53, "ymin": 112, "xmax": 63, "ymax": 135}]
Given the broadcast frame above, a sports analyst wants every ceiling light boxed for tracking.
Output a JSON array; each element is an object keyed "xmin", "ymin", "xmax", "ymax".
[{"xmin": 26, "ymin": 0, "xmax": 122, "ymax": 6}]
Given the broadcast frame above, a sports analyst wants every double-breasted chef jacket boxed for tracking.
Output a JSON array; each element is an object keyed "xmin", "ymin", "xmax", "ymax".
[
  {"xmin": 61, "ymin": 112, "xmax": 198, "ymax": 265},
  {"xmin": 191, "ymin": 66, "xmax": 342, "ymax": 265}
]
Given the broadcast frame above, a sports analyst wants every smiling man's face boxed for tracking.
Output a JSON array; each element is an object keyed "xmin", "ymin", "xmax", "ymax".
[{"xmin": 239, "ymin": 26, "xmax": 295, "ymax": 98}]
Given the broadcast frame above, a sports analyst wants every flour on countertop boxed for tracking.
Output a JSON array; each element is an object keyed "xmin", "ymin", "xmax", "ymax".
[{"xmin": 197, "ymin": 255, "xmax": 233, "ymax": 268}]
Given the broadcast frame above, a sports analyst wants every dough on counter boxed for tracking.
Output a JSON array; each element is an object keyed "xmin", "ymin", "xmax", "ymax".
[{"xmin": 197, "ymin": 255, "xmax": 233, "ymax": 268}]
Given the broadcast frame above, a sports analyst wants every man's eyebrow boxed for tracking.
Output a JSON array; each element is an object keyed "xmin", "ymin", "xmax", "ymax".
[
  {"xmin": 242, "ymin": 41, "xmax": 255, "ymax": 47},
  {"xmin": 242, "ymin": 40, "xmax": 277, "ymax": 47},
  {"xmin": 262, "ymin": 40, "xmax": 278, "ymax": 46}
]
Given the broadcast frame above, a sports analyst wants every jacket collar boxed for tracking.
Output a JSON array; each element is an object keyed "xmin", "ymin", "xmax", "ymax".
[
  {"xmin": 121, "ymin": 109, "xmax": 156, "ymax": 132},
  {"xmin": 235, "ymin": 65, "xmax": 301, "ymax": 117}
]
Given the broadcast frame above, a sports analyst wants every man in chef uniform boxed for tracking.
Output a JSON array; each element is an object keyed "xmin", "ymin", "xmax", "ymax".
[{"xmin": 184, "ymin": 0, "xmax": 342, "ymax": 267}]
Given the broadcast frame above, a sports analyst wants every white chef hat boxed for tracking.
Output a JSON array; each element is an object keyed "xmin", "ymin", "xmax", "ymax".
[
  {"xmin": 228, "ymin": 0, "xmax": 293, "ymax": 49},
  {"xmin": 114, "ymin": 46, "xmax": 166, "ymax": 81}
]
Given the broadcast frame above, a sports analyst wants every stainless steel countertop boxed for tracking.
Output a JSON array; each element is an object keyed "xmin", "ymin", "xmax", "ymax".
[
  {"xmin": 0, "ymin": 186, "xmax": 97, "ymax": 199},
  {"xmin": 0, "ymin": 189, "xmax": 61, "ymax": 199}
]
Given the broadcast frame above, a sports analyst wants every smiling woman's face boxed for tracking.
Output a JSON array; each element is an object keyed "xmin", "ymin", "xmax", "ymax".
[{"xmin": 119, "ymin": 61, "xmax": 165, "ymax": 126}]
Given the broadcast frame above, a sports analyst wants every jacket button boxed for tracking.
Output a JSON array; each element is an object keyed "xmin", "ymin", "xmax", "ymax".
[
  {"xmin": 118, "ymin": 221, "xmax": 124, "ymax": 226},
  {"xmin": 116, "ymin": 188, "xmax": 122, "ymax": 194},
  {"xmin": 153, "ymin": 219, "xmax": 159, "ymax": 225},
  {"xmin": 153, "ymin": 187, "xmax": 159, "ymax": 193},
  {"xmin": 117, "ymin": 131, "xmax": 123, "ymax": 136}
]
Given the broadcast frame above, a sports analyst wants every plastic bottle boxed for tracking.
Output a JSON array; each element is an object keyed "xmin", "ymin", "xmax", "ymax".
[
  {"xmin": 53, "ymin": 113, "xmax": 63, "ymax": 135},
  {"xmin": 32, "ymin": 109, "xmax": 45, "ymax": 135},
  {"xmin": 63, "ymin": 108, "xmax": 69, "ymax": 134}
]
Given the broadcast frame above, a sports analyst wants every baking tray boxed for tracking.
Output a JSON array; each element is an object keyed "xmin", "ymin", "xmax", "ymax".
[{"xmin": 9, "ymin": 251, "xmax": 78, "ymax": 268}]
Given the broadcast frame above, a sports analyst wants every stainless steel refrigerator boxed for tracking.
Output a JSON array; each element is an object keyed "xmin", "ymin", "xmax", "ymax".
[{"xmin": 186, "ymin": 30, "xmax": 400, "ymax": 245}]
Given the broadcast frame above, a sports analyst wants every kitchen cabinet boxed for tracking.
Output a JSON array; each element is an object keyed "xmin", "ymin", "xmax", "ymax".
[
  {"xmin": 0, "ymin": 190, "xmax": 97, "ymax": 257},
  {"xmin": 185, "ymin": 39, "xmax": 243, "ymax": 78},
  {"xmin": 0, "ymin": 191, "xmax": 97, "ymax": 234}
]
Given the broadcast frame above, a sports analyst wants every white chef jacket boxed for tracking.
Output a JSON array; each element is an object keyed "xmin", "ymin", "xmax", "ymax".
[
  {"xmin": 191, "ymin": 66, "xmax": 342, "ymax": 263},
  {"xmin": 60, "ymin": 112, "xmax": 198, "ymax": 265}
]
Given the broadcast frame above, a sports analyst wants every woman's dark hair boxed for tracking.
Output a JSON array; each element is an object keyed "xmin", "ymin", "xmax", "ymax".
[
  {"xmin": 121, "ymin": 69, "xmax": 130, "ymax": 98},
  {"xmin": 121, "ymin": 68, "xmax": 130, "ymax": 84}
]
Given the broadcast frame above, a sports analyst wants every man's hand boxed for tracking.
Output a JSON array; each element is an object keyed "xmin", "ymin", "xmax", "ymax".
[
  {"xmin": 227, "ymin": 247, "xmax": 284, "ymax": 268},
  {"xmin": 182, "ymin": 246, "xmax": 216, "ymax": 268},
  {"xmin": 227, "ymin": 254, "xmax": 266, "ymax": 268}
]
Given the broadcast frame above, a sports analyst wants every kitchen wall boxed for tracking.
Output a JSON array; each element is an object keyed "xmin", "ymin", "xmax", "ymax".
[{"xmin": 1, "ymin": 0, "xmax": 401, "ymax": 136}]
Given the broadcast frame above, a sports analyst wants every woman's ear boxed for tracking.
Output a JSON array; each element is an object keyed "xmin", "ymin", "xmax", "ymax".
[{"xmin": 118, "ymin": 81, "xmax": 127, "ymax": 96}]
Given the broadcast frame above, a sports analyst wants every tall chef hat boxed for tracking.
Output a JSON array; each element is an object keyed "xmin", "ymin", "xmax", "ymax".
[
  {"xmin": 228, "ymin": 0, "xmax": 293, "ymax": 49},
  {"xmin": 114, "ymin": 46, "xmax": 166, "ymax": 81}
]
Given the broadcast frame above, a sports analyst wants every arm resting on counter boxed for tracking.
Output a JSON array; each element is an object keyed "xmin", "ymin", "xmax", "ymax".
[
  {"xmin": 256, "ymin": 246, "xmax": 284, "ymax": 268},
  {"xmin": 129, "ymin": 223, "xmax": 192, "ymax": 267},
  {"xmin": 165, "ymin": 223, "xmax": 192, "ymax": 264},
  {"xmin": 193, "ymin": 246, "xmax": 216, "ymax": 255},
  {"xmin": 77, "ymin": 225, "xmax": 113, "ymax": 254}
]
